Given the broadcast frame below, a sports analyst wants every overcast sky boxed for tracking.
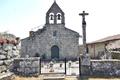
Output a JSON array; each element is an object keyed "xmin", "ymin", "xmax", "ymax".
[{"xmin": 0, "ymin": 0, "xmax": 120, "ymax": 44}]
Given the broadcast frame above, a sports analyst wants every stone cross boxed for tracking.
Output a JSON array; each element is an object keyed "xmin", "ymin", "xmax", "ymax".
[
  {"xmin": 79, "ymin": 11, "xmax": 89, "ymax": 55},
  {"xmin": 79, "ymin": 11, "xmax": 90, "ymax": 66},
  {"xmin": 79, "ymin": 11, "xmax": 89, "ymax": 22}
]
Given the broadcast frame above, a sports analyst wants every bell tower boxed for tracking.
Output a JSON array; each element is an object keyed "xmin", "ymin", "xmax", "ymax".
[{"xmin": 46, "ymin": 1, "xmax": 65, "ymax": 25}]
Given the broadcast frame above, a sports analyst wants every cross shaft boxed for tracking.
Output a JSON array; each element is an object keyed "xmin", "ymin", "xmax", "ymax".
[{"xmin": 79, "ymin": 11, "xmax": 89, "ymax": 55}]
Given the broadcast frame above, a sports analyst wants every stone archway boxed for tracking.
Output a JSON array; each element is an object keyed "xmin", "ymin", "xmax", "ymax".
[{"xmin": 51, "ymin": 45, "xmax": 59, "ymax": 59}]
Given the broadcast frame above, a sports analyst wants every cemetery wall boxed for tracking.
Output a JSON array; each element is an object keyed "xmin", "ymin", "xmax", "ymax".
[
  {"xmin": 12, "ymin": 57, "xmax": 40, "ymax": 76},
  {"xmin": 91, "ymin": 59, "xmax": 120, "ymax": 76},
  {"xmin": 12, "ymin": 57, "xmax": 120, "ymax": 77}
]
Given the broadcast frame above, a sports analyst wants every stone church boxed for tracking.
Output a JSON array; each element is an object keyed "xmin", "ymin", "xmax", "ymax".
[{"xmin": 21, "ymin": 1, "xmax": 80, "ymax": 60}]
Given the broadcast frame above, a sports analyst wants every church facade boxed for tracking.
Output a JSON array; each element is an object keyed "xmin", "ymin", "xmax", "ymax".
[{"xmin": 21, "ymin": 1, "xmax": 80, "ymax": 59}]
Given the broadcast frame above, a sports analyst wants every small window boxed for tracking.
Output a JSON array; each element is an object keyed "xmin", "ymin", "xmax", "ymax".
[
  {"xmin": 53, "ymin": 31, "xmax": 57, "ymax": 36},
  {"xmin": 35, "ymin": 53, "xmax": 40, "ymax": 57}
]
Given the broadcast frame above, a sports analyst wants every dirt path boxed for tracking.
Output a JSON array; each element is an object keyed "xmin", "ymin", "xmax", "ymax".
[{"xmin": 12, "ymin": 76, "xmax": 120, "ymax": 80}]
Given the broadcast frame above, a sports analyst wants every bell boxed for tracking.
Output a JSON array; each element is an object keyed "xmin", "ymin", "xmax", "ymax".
[
  {"xmin": 50, "ymin": 14, "xmax": 54, "ymax": 20},
  {"xmin": 50, "ymin": 16, "xmax": 53, "ymax": 20},
  {"xmin": 57, "ymin": 14, "xmax": 61, "ymax": 20}
]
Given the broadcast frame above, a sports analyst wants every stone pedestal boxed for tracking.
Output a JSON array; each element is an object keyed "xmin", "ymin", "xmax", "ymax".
[
  {"xmin": 81, "ymin": 65, "xmax": 90, "ymax": 76},
  {"xmin": 81, "ymin": 54, "xmax": 90, "ymax": 65},
  {"xmin": 81, "ymin": 54, "xmax": 91, "ymax": 76}
]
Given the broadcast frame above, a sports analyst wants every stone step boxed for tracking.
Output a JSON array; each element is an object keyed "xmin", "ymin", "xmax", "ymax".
[
  {"xmin": 44, "ymin": 77, "xmax": 64, "ymax": 80},
  {"xmin": 43, "ymin": 74, "xmax": 65, "ymax": 80}
]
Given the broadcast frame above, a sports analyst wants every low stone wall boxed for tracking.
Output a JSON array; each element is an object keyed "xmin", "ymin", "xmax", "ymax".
[
  {"xmin": 0, "ymin": 43, "xmax": 20, "ymax": 74},
  {"xmin": 12, "ymin": 57, "xmax": 40, "ymax": 76},
  {"xmin": 0, "ymin": 73, "xmax": 13, "ymax": 80},
  {"xmin": 91, "ymin": 59, "xmax": 120, "ymax": 76}
]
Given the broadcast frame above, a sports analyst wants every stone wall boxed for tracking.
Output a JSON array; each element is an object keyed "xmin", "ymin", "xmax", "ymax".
[
  {"xmin": 91, "ymin": 59, "xmax": 120, "ymax": 76},
  {"xmin": 12, "ymin": 57, "xmax": 40, "ymax": 76},
  {"xmin": 0, "ymin": 33, "xmax": 20, "ymax": 74},
  {"xmin": 21, "ymin": 24, "xmax": 80, "ymax": 59}
]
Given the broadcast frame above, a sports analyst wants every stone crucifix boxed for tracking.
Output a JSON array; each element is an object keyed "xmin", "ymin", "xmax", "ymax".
[{"xmin": 79, "ymin": 11, "xmax": 89, "ymax": 55}]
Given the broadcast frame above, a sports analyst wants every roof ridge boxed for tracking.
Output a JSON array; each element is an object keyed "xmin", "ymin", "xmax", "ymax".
[{"xmin": 89, "ymin": 34, "xmax": 120, "ymax": 44}]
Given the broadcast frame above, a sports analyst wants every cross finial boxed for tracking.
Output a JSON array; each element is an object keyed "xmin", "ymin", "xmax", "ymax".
[
  {"xmin": 79, "ymin": 11, "xmax": 89, "ymax": 24},
  {"xmin": 79, "ymin": 11, "xmax": 89, "ymax": 19},
  {"xmin": 54, "ymin": 0, "xmax": 56, "ymax": 2}
]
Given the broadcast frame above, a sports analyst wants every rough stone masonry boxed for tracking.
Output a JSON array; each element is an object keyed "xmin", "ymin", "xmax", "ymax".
[
  {"xmin": 21, "ymin": 1, "xmax": 80, "ymax": 60},
  {"xmin": 0, "ymin": 32, "xmax": 20, "ymax": 74}
]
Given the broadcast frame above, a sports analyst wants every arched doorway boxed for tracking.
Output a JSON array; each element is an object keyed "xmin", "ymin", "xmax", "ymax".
[{"xmin": 51, "ymin": 45, "xmax": 59, "ymax": 59}]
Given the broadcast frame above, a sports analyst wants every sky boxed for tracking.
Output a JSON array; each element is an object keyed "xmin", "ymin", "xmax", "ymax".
[{"xmin": 0, "ymin": 0, "xmax": 120, "ymax": 44}]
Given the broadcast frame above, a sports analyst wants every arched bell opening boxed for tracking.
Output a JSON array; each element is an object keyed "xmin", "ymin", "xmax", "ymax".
[
  {"xmin": 49, "ymin": 13, "xmax": 54, "ymax": 24},
  {"xmin": 56, "ymin": 13, "xmax": 62, "ymax": 24},
  {"xmin": 45, "ymin": 1, "xmax": 65, "ymax": 25}
]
